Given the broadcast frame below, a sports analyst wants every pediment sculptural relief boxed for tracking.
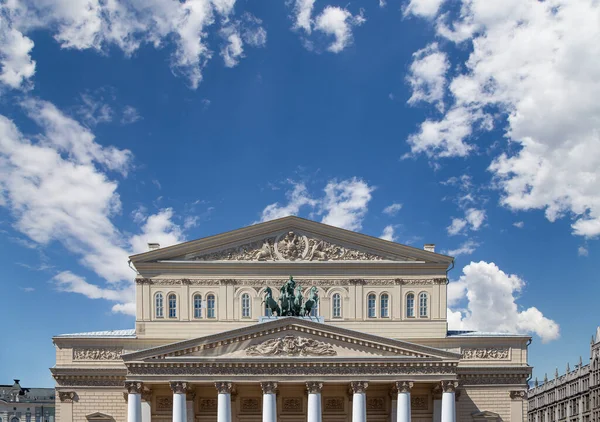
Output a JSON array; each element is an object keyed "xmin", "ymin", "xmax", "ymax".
[
  {"xmin": 187, "ymin": 231, "xmax": 390, "ymax": 261},
  {"xmin": 245, "ymin": 336, "xmax": 337, "ymax": 357}
]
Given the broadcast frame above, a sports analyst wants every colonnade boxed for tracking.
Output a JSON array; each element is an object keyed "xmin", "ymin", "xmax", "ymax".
[{"xmin": 125, "ymin": 380, "xmax": 458, "ymax": 422}]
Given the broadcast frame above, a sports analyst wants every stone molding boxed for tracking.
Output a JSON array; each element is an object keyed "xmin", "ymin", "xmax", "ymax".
[
  {"xmin": 136, "ymin": 278, "xmax": 446, "ymax": 287},
  {"xmin": 58, "ymin": 391, "xmax": 77, "ymax": 402},
  {"xmin": 306, "ymin": 381, "xmax": 323, "ymax": 394},
  {"xmin": 124, "ymin": 381, "xmax": 144, "ymax": 394},
  {"xmin": 215, "ymin": 382, "xmax": 233, "ymax": 394},
  {"xmin": 55, "ymin": 376, "xmax": 125, "ymax": 387},
  {"xmin": 170, "ymin": 381, "xmax": 188, "ymax": 394},
  {"xmin": 459, "ymin": 374, "xmax": 528, "ymax": 386},
  {"xmin": 510, "ymin": 390, "xmax": 527, "ymax": 400},
  {"xmin": 395, "ymin": 381, "xmax": 414, "ymax": 393},
  {"xmin": 350, "ymin": 381, "xmax": 369, "ymax": 394},
  {"xmin": 260, "ymin": 381, "xmax": 278, "ymax": 394},
  {"xmin": 441, "ymin": 381, "xmax": 459, "ymax": 393},
  {"xmin": 73, "ymin": 347, "xmax": 123, "ymax": 360},
  {"xmin": 461, "ymin": 348, "xmax": 510, "ymax": 360},
  {"xmin": 245, "ymin": 336, "xmax": 337, "ymax": 357}
]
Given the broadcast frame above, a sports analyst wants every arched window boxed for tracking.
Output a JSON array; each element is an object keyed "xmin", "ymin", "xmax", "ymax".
[
  {"xmin": 193, "ymin": 294, "xmax": 202, "ymax": 318},
  {"xmin": 380, "ymin": 293, "xmax": 389, "ymax": 318},
  {"xmin": 241, "ymin": 293, "xmax": 251, "ymax": 318},
  {"xmin": 406, "ymin": 293, "xmax": 415, "ymax": 317},
  {"xmin": 11, "ymin": 418, "xmax": 19, "ymax": 422},
  {"xmin": 207, "ymin": 294, "xmax": 216, "ymax": 318},
  {"xmin": 367, "ymin": 293, "xmax": 376, "ymax": 318},
  {"xmin": 168, "ymin": 294, "xmax": 177, "ymax": 318},
  {"xmin": 419, "ymin": 292, "xmax": 428, "ymax": 317},
  {"xmin": 332, "ymin": 293, "xmax": 341, "ymax": 318},
  {"xmin": 155, "ymin": 293, "xmax": 164, "ymax": 318}
]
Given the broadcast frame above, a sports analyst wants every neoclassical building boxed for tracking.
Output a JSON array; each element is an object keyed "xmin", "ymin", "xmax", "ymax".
[
  {"xmin": 52, "ymin": 217, "xmax": 531, "ymax": 422},
  {"xmin": 527, "ymin": 327, "xmax": 600, "ymax": 422}
]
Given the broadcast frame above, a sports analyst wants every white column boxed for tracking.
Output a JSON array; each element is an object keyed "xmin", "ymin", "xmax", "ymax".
[
  {"xmin": 141, "ymin": 389, "xmax": 152, "ymax": 422},
  {"xmin": 390, "ymin": 398, "xmax": 397, "ymax": 422},
  {"xmin": 396, "ymin": 382, "xmax": 413, "ymax": 422},
  {"xmin": 433, "ymin": 394, "xmax": 442, "ymax": 422},
  {"xmin": 350, "ymin": 381, "xmax": 368, "ymax": 422},
  {"xmin": 171, "ymin": 381, "xmax": 188, "ymax": 422},
  {"xmin": 306, "ymin": 382, "xmax": 323, "ymax": 422},
  {"xmin": 215, "ymin": 382, "xmax": 233, "ymax": 422},
  {"xmin": 440, "ymin": 381, "xmax": 458, "ymax": 422},
  {"xmin": 260, "ymin": 382, "xmax": 278, "ymax": 422},
  {"xmin": 510, "ymin": 390, "xmax": 526, "ymax": 422},
  {"xmin": 125, "ymin": 382, "xmax": 143, "ymax": 422}
]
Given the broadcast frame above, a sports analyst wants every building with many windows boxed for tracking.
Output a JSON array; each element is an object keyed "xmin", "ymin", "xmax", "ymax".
[
  {"xmin": 0, "ymin": 379, "xmax": 55, "ymax": 422},
  {"xmin": 527, "ymin": 327, "xmax": 600, "ymax": 422},
  {"xmin": 52, "ymin": 216, "xmax": 531, "ymax": 422}
]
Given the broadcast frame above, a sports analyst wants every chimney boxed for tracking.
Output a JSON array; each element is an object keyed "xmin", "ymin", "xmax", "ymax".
[
  {"xmin": 424, "ymin": 244, "xmax": 435, "ymax": 253},
  {"xmin": 148, "ymin": 243, "xmax": 160, "ymax": 251}
]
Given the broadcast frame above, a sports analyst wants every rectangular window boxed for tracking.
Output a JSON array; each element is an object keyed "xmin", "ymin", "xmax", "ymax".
[
  {"xmin": 380, "ymin": 294, "xmax": 389, "ymax": 318},
  {"xmin": 406, "ymin": 294, "xmax": 414, "ymax": 317},
  {"xmin": 194, "ymin": 295, "xmax": 202, "ymax": 318},
  {"xmin": 368, "ymin": 295, "xmax": 376, "ymax": 318},
  {"xmin": 242, "ymin": 294, "xmax": 251, "ymax": 318},
  {"xmin": 207, "ymin": 295, "xmax": 215, "ymax": 318},
  {"xmin": 332, "ymin": 294, "xmax": 341, "ymax": 318}
]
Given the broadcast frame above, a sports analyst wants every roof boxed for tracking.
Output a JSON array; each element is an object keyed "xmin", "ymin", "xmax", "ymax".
[
  {"xmin": 447, "ymin": 330, "xmax": 528, "ymax": 338},
  {"xmin": 55, "ymin": 328, "xmax": 136, "ymax": 338},
  {"xmin": 0, "ymin": 380, "xmax": 55, "ymax": 403}
]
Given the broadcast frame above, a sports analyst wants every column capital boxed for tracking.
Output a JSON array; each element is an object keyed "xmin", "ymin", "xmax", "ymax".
[
  {"xmin": 125, "ymin": 381, "xmax": 144, "ymax": 395},
  {"xmin": 440, "ymin": 381, "xmax": 459, "ymax": 393},
  {"xmin": 510, "ymin": 390, "xmax": 527, "ymax": 400},
  {"xmin": 350, "ymin": 381, "xmax": 369, "ymax": 394},
  {"xmin": 170, "ymin": 381, "xmax": 189, "ymax": 394},
  {"xmin": 215, "ymin": 382, "xmax": 233, "ymax": 394},
  {"xmin": 395, "ymin": 381, "xmax": 414, "ymax": 393},
  {"xmin": 58, "ymin": 391, "xmax": 77, "ymax": 402},
  {"xmin": 306, "ymin": 381, "xmax": 324, "ymax": 394},
  {"xmin": 260, "ymin": 381, "xmax": 278, "ymax": 394}
]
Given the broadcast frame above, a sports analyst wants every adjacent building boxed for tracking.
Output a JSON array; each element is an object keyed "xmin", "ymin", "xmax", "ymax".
[
  {"xmin": 52, "ymin": 216, "xmax": 531, "ymax": 422},
  {"xmin": 527, "ymin": 327, "xmax": 600, "ymax": 422},
  {"xmin": 0, "ymin": 379, "xmax": 55, "ymax": 422}
]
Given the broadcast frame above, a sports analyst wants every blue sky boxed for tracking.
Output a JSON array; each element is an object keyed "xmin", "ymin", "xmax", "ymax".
[{"xmin": 1, "ymin": 0, "xmax": 599, "ymax": 387}]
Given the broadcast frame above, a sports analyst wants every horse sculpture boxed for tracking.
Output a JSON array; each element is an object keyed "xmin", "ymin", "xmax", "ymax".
[
  {"xmin": 263, "ymin": 287, "xmax": 281, "ymax": 316},
  {"xmin": 302, "ymin": 286, "xmax": 319, "ymax": 317},
  {"xmin": 293, "ymin": 285, "xmax": 304, "ymax": 315}
]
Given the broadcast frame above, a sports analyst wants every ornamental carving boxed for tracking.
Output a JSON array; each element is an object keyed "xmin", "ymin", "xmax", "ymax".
[
  {"xmin": 324, "ymin": 397, "xmax": 344, "ymax": 412},
  {"xmin": 459, "ymin": 375, "xmax": 527, "ymax": 385},
  {"xmin": 366, "ymin": 397, "xmax": 385, "ymax": 411},
  {"xmin": 411, "ymin": 395, "xmax": 428, "ymax": 410},
  {"xmin": 215, "ymin": 382, "xmax": 233, "ymax": 394},
  {"xmin": 282, "ymin": 397, "xmax": 303, "ymax": 412},
  {"xmin": 199, "ymin": 399, "xmax": 217, "ymax": 411},
  {"xmin": 136, "ymin": 277, "xmax": 446, "ymax": 286},
  {"xmin": 241, "ymin": 398, "xmax": 261, "ymax": 412},
  {"xmin": 55, "ymin": 377, "xmax": 125, "ymax": 387},
  {"xmin": 58, "ymin": 391, "xmax": 76, "ymax": 402},
  {"xmin": 73, "ymin": 347, "xmax": 123, "ymax": 360},
  {"xmin": 156, "ymin": 396, "xmax": 173, "ymax": 411},
  {"xmin": 170, "ymin": 381, "xmax": 188, "ymax": 394},
  {"xmin": 124, "ymin": 381, "xmax": 143, "ymax": 394},
  {"xmin": 395, "ymin": 381, "xmax": 413, "ymax": 393},
  {"xmin": 510, "ymin": 390, "xmax": 527, "ymax": 400},
  {"xmin": 441, "ymin": 381, "xmax": 459, "ymax": 393},
  {"xmin": 245, "ymin": 336, "xmax": 337, "ymax": 357},
  {"xmin": 260, "ymin": 382, "xmax": 278, "ymax": 394},
  {"xmin": 350, "ymin": 381, "xmax": 369, "ymax": 394},
  {"xmin": 306, "ymin": 382, "xmax": 323, "ymax": 394},
  {"xmin": 461, "ymin": 348, "xmax": 510, "ymax": 360},
  {"xmin": 187, "ymin": 231, "xmax": 388, "ymax": 262}
]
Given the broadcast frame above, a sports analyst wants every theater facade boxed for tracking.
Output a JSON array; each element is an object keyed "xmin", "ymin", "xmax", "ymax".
[{"xmin": 52, "ymin": 216, "xmax": 531, "ymax": 422}]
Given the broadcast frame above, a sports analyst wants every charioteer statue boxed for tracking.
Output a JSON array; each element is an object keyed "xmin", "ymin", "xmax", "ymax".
[{"xmin": 263, "ymin": 276, "xmax": 318, "ymax": 317}]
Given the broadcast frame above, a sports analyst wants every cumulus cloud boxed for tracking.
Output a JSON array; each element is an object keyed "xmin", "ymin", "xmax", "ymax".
[
  {"xmin": 407, "ymin": 43, "xmax": 449, "ymax": 112},
  {"xmin": 578, "ymin": 246, "xmax": 589, "ymax": 257},
  {"xmin": 383, "ymin": 202, "xmax": 402, "ymax": 216},
  {"xmin": 259, "ymin": 177, "xmax": 374, "ymax": 231},
  {"xmin": 447, "ymin": 208, "xmax": 485, "ymax": 235},
  {"xmin": 290, "ymin": 1, "xmax": 365, "ymax": 53},
  {"xmin": 0, "ymin": 0, "xmax": 267, "ymax": 91},
  {"xmin": 404, "ymin": 0, "xmax": 446, "ymax": 18},
  {"xmin": 121, "ymin": 106, "xmax": 142, "ymax": 124},
  {"xmin": 380, "ymin": 225, "xmax": 397, "ymax": 242},
  {"xmin": 448, "ymin": 261, "xmax": 559, "ymax": 343},
  {"xmin": 406, "ymin": 0, "xmax": 600, "ymax": 238},
  {"xmin": 0, "ymin": 100, "xmax": 186, "ymax": 315},
  {"xmin": 219, "ymin": 13, "xmax": 267, "ymax": 68},
  {"xmin": 445, "ymin": 239, "xmax": 479, "ymax": 257}
]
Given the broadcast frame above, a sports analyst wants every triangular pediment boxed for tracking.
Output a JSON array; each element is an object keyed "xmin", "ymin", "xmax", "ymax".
[
  {"xmin": 129, "ymin": 216, "xmax": 452, "ymax": 264},
  {"xmin": 86, "ymin": 413, "xmax": 115, "ymax": 421},
  {"xmin": 123, "ymin": 317, "xmax": 460, "ymax": 362}
]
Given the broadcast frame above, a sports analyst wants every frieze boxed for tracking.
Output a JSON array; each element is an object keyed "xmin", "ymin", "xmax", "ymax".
[
  {"xmin": 199, "ymin": 398, "xmax": 217, "ymax": 411},
  {"xmin": 282, "ymin": 397, "xmax": 303, "ymax": 412},
  {"xmin": 73, "ymin": 347, "xmax": 123, "ymax": 361},
  {"xmin": 54, "ymin": 377, "xmax": 125, "ymax": 387},
  {"xmin": 411, "ymin": 395, "xmax": 428, "ymax": 410},
  {"xmin": 459, "ymin": 375, "xmax": 527, "ymax": 386},
  {"xmin": 461, "ymin": 348, "xmax": 510, "ymax": 360},
  {"xmin": 136, "ymin": 278, "xmax": 446, "ymax": 286},
  {"xmin": 366, "ymin": 397, "xmax": 385, "ymax": 411},
  {"xmin": 156, "ymin": 396, "xmax": 173, "ymax": 411},
  {"xmin": 240, "ymin": 398, "xmax": 261, "ymax": 412},
  {"xmin": 324, "ymin": 397, "xmax": 344, "ymax": 412},
  {"xmin": 245, "ymin": 336, "xmax": 337, "ymax": 357}
]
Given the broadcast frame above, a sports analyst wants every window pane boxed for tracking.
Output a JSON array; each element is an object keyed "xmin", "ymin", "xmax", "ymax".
[
  {"xmin": 207, "ymin": 294, "xmax": 215, "ymax": 318},
  {"xmin": 156, "ymin": 293, "xmax": 163, "ymax": 318},
  {"xmin": 406, "ymin": 294, "xmax": 414, "ymax": 317},
  {"xmin": 368, "ymin": 294, "xmax": 376, "ymax": 318},
  {"xmin": 194, "ymin": 294, "xmax": 202, "ymax": 318},
  {"xmin": 419, "ymin": 293, "xmax": 428, "ymax": 317},
  {"xmin": 242, "ymin": 293, "xmax": 250, "ymax": 318},
  {"xmin": 380, "ymin": 294, "xmax": 389, "ymax": 318},
  {"xmin": 169, "ymin": 294, "xmax": 177, "ymax": 318},
  {"xmin": 332, "ymin": 293, "xmax": 341, "ymax": 318}
]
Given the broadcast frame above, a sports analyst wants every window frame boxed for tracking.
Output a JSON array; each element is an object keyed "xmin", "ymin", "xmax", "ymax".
[
  {"xmin": 367, "ymin": 293, "xmax": 376, "ymax": 318},
  {"xmin": 155, "ymin": 292, "xmax": 164, "ymax": 319},
  {"xmin": 193, "ymin": 293, "xmax": 202, "ymax": 319},
  {"xmin": 332, "ymin": 293, "xmax": 342, "ymax": 318},
  {"xmin": 241, "ymin": 293, "xmax": 251, "ymax": 318},
  {"xmin": 406, "ymin": 292, "xmax": 415, "ymax": 318},
  {"xmin": 418, "ymin": 291, "xmax": 428, "ymax": 317},
  {"xmin": 380, "ymin": 293, "xmax": 389, "ymax": 318},
  {"xmin": 168, "ymin": 293, "xmax": 177, "ymax": 318},
  {"xmin": 207, "ymin": 293, "xmax": 216, "ymax": 319}
]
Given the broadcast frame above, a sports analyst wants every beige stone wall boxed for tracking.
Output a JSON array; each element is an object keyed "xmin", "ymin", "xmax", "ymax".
[
  {"xmin": 68, "ymin": 389, "xmax": 127, "ymax": 422},
  {"xmin": 458, "ymin": 386, "xmax": 514, "ymax": 421}
]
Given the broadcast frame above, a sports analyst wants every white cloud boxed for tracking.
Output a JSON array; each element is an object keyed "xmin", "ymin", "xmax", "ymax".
[
  {"xmin": 219, "ymin": 14, "xmax": 266, "ymax": 68},
  {"xmin": 404, "ymin": 0, "xmax": 446, "ymax": 18},
  {"xmin": 379, "ymin": 0, "xmax": 387, "ymax": 8},
  {"xmin": 513, "ymin": 221, "xmax": 524, "ymax": 229},
  {"xmin": 76, "ymin": 92, "xmax": 114, "ymax": 127},
  {"xmin": 291, "ymin": 0, "xmax": 316, "ymax": 33},
  {"xmin": 407, "ymin": 43, "xmax": 449, "ymax": 112},
  {"xmin": 121, "ymin": 106, "xmax": 142, "ymax": 124},
  {"xmin": 448, "ymin": 261, "xmax": 560, "ymax": 343},
  {"xmin": 578, "ymin": 246, "xmax": 589, "ymax": 257},
  {"xmin": 380, "ymin": 225, "xmax": 397, "ymax": 242},
  {"xmin": 0, "ymin": 99, "xmax": 187, "ymax": 314},
  {"xmin": 383, "ymin": 202, "xmax": 402, "ymax": 216},
  {"xmin": 259, "ymin": 177, "xmax": 375, "ymax": 231},
  {"xmin": 220, "ymin": 27, "xmax": 244, "ymax": 68},
  {"xmin": 0, "ymin": 25, "xmax": 36, "ymax": 90},
  {"xmin": 446, "ymin": 218, "xmax": 467, "ymax": 236},
  {"xmin": 407, "ymin": 0, "xmax": 600, "ymax": 238},
  {"xmin": 314, "ymin": 6, "xmax": 365, "ymax": 53},
  {"xmin": 445, "ymin": 239, "xmax": 479, "ymax": 257},
  {"xmin": 447, "ymin": 208, "xmax": 485, "ymax": 235}
]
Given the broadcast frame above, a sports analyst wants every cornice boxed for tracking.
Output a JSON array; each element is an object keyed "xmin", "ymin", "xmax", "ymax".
[{"xmin": 135, "ymin": 278, "xmax": 447, "ymax": 286}]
